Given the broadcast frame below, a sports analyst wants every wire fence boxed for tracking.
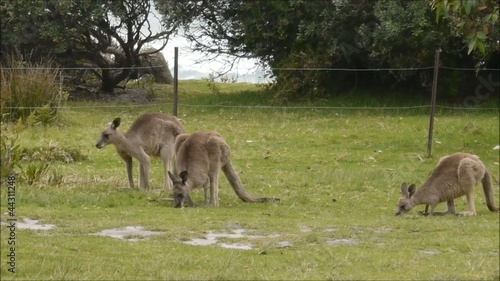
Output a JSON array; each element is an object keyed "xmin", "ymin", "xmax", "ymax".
[
  {"xmin": 2, "ymin": 58, "xmax": 498, "ymax": 159},
  {"xmin": 2, "ymin": 103, "xmax": 498, "ymax": 111},
  {"xmin": 1, "ymin": 64, "xmax": 498, "ymax": 111},
  {"xmin": 1, "ymin": 65, "xmax": 499, "ymax": 71}
]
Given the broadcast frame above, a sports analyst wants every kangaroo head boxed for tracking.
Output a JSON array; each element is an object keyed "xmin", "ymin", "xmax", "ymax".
[
  {"xmin": 395, "ymin": 182, "xmax": 416, "ymax": 216},
  {"xmin": 95, "ymin": 118, "xmax": 121, "ymax": 149},
  {"xmin": 168, "ymin": 171, "xmax": 189, "ymax": 208}
]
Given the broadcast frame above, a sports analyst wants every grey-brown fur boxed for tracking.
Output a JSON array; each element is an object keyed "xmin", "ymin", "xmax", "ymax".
[
  {"xmin": 96, "ymin": 113, "xmax": 183, "ymax": 189},
  {"xmin": 167, "ymin": 131, "xmax": 279, "ymax": 207},
  {"xmin": 396, "ymin": 152, "xmax": 499, "ymax": 216}
]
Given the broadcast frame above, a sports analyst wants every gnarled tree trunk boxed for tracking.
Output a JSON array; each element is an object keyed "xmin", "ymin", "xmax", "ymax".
[{"xmin": 138, "ymin": 48, "xmax": 173, "ymax": 84}]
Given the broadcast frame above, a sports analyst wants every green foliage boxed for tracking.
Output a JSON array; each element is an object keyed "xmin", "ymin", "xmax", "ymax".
[
  {"xmin": 0, "ymin": 117, "xmax": 23, "ymax": 182},
  {"xmin": 159, "ymin": 0, "xmax": 498, "ymax": 102},
  {"xmin": 20, "ymin": 144, "xmax": 88, "ymax": 163},
  {"xmin": 0, "ymin": 113, "xmax": 84, "ymax": 185},
  {"xmin": 204, "ymin": 73, "xmax": 222, "ymax": 95},
  {"xmin": 371, "ymin": 0, "xmax": 442, "ymax": 67},
  {"xmin": 48, "ymin": 169, "xmax": 65, "ymax": 186},
  {"xmin": 26, "ymin": 104, "xmax": 59, "ymax": 127},
  {"xmin": 14, "ymin": 143, "xmax": 84, "ymax": 185},
  {"xmin": 1, "ymin": 0, "xmax": 180, "ymax": 93},
  {"xmin": 431, "ymin": 0, "xmax": 499, "ymax": 56},
  {"xmin": 21, "ymin": 162, "xmax": 51, "ymax": 185},
  {"xmin": 0, "ymin": 52, "xmax": 66, "ymax": 123}
]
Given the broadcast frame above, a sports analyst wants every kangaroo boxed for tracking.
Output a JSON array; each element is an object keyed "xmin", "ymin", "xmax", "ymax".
[
  {"xmin": 167, "ymin": 131, "xmax": 279, "ymax": 207},
  {"xmin": 95, "ymin": 113, "xmax": 183, "ymax": 190},
  {"xmin": 395, "ymin": 152, "xmax": 499, "ymax": 216}
]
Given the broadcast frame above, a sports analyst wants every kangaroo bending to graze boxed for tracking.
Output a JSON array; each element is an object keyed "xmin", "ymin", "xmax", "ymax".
[
  {"xmin": 167, "ymin": 131, "xmax": 279, "ymax": 207},
  {"xmin": 395, "ymin": 152, "xmax": 499, "ymax": 216},
  {"xmin": 95, "ymin": 113, "xmax": 183, "ymax": 190}
]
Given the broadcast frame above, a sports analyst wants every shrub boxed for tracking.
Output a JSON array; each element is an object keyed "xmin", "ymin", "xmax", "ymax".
[
  {"xmin": 0, "ymin": 52, "xmax": 66, "ymax": 124},
  {"xmin": 21, "ymin": 162, "xmax": 51, "ymax": 186},
  {"xmin": 1, "ymin": 116, "xmax": 85, "ymax": 185},
  {"xmin": 205, "ymin": 73, "xmax": 222, "ymax": 95},
  {"xmin": 20, "ymin": 144, "xmax": 88, "ymax": 163},
  {"xmin": 0, "ymin": 116, "xmax": 23, "ymax": 182},
  {"xmin": 48, "ymin": 169, "xmax": 64, "ymax": 186}
]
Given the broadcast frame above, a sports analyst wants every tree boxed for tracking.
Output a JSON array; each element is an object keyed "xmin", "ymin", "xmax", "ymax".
[
  {"xmin": 157, "ymin": 0, "xmax": 498, "ymax": 100},
  {"xmin": 157, "ymin": 0, "xmax": 379, "ymax": 99},
  {"xmin": 1, "ymin": 0, "xmax": 181, "ymax": 93},
  {"xmin": 431, "ymin": 0, "xmax": 499, "ymax": 57}
]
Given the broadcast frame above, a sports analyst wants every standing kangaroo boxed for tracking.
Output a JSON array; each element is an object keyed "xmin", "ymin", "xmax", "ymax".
[
  {"xmin": 167, "ymin": 131, "xmax": 278, "ymax": 207},
  {"xmin": 395, "ymin": 152, "xmax": 499, "ymax": 216},
  {"xmin": 96, "ymin": 113, "xmax": 183, "ymax": 189}
]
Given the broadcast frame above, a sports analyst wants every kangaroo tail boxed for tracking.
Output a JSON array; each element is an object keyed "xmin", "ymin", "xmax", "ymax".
[
  {"xmin": 482, "ymin": 170, "xmax": 499, "ymax": 212},
  {"xmin": 221, "ymin": 161, "xmax": 276, "ymax": 203}
]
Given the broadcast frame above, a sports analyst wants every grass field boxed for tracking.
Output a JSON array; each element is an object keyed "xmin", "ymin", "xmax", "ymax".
[{"xmin": 1, "ymin": 80, "xmax": 499, "ymax": 280}]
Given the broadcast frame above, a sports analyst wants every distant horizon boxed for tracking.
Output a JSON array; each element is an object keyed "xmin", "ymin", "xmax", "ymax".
[
  {"xmin": 158, "ymin": 35, "xmax": 270, "ymax": 84},
  {"xmin": 147, "ymin": 7, "xmax": 269, "ymax": 84},
  {"xmin": 175, "ymin": 67, "xmax": 269, "ymax": 84}
]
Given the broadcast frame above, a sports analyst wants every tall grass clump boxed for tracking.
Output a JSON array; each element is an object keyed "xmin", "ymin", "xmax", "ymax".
[
  {"xmin": 0, "ymin": 52, "xmax": 66, "ymax": 124},
  {"xmin": 0, "ymin": 115, "xmax": 22, "ymax": 182}
]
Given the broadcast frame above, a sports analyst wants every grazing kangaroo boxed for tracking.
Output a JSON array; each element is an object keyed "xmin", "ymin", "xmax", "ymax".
[
  {"xmin": 96, "ymin": 113, "xmax": 183, "ymax": 189},
  {"xmin": 167, "ymin": 131, "xmax": 279, "ymax": 207},
  {"xmin": 395, "ymin": 152, "xmax": 499, "ymax": 216}
]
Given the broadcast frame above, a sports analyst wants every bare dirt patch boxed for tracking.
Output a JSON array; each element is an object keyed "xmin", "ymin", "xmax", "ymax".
[
  {"xmin": 326, "ymin": 238, "xmax": 359, "ymax": 246},
  {"xmin": 183, "ymin": 228, "xmax": 280, "ymax": 250},
  {"xmin": 1, "ymin": 218, "xmax": 56, "ymax": 230},
  {"xmin": 92, "ymin": 226, "xmax": 165, "ymax": 242}
]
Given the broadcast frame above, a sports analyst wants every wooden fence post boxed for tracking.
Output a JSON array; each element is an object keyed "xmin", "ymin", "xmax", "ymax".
[
  {"xmin": 427, "ymin": 48, "xmax": 441, "ymax": 157},
  {"xmin": 173, "ymin": 47, "xmax": 179, "ymax": 117}
]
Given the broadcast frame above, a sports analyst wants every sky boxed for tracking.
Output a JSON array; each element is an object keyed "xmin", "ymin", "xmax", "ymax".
[
  {"xmin": 147, "ymin": 7, "xmax": 269, "ymax": 84},
  {"xmin": 160, "ymin": 35, "xmax": 269, "ymax": 84}
]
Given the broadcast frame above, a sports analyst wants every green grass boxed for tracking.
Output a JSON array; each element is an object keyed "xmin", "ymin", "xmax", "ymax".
[{"xmin": 1, "ymin": 80, "xmax": 499, "ymax": 280}]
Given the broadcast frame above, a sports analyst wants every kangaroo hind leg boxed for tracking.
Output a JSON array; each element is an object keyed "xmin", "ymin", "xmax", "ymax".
[
  {"xmin": 208, "ymin": 174, "xmax": 219, "ymax": 207},
  {"xmin": 160, "ymin": 145, "xmax": 174, "ymax": 190},
  {"xmin": 203, "ymin": 181, "xmax": 210, "ymax": 205},
  {"xmin": 125, "ymin": 158, "xmax": 134, "ymax": 188},
  {"xmin": 138, "ymin": 152, "xmax": 151, "ymax": 189}
]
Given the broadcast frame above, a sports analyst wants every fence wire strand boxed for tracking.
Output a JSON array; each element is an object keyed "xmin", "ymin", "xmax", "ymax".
[
  {"xmin": 2, "ymin": 104, "xmax": 498, "ymax": 110},
  {"xmin": 1, "ymin": 66, "xmax": 499, "ymax": 71},
  {"xmin": 1, "ymin": 64, "xmax": 498, "ymax": 112}
]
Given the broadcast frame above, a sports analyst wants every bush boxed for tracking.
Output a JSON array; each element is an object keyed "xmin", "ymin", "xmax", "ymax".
[
  {"xmin": 0, "ymin": 52, "xmax": 66, "ymax": 124},
  {"xmin": 0, "ymin": 116, "xmax": 85, "ymax": 185},
  {"xmin": 0, "ymin": 116, "xmax": 23, "ymax": 182},
  {"xmin": 21, "ymin": 162, "xmax": 51, "ymax": 186},
  {"xmin": 21, "ymin": 144, "xmax": 88, "ymax": 163}
]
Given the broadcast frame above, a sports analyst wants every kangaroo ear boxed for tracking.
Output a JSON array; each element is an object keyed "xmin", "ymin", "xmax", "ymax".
[
  {"xmin": 168, "ymin": 171, "xmax": 177, "ymax": 183},
  {"xmin": 180, "ymin": 171, "xmax": 188, "ymax": 184},
  {"xmin": 408, "ymin": 184, "xmax": 416, "ymax": 197},
  {"xmin": 401, "ymin": 182, "xmax": 409, "ymax": 198},
  {"xmin": 111, "ymin": 118, "xmax": 121, "ymax": 129}
]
